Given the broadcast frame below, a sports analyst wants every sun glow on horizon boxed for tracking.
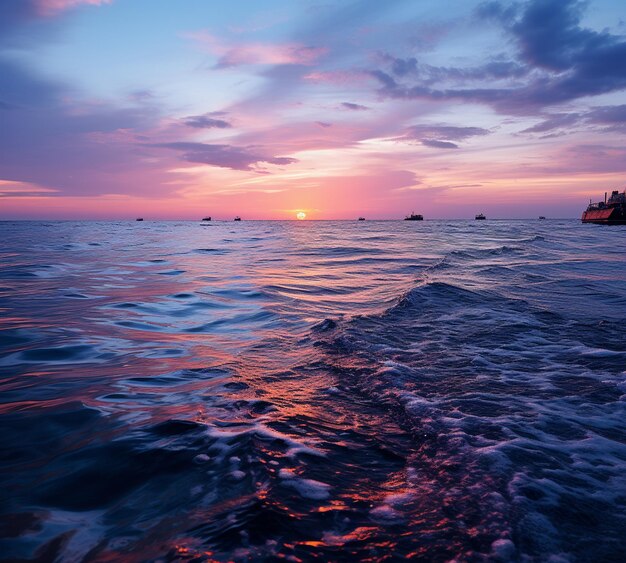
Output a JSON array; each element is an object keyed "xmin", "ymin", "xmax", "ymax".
[{"xmin": 296, "ymin": 211, "xmax": 306, "ymax": 220}]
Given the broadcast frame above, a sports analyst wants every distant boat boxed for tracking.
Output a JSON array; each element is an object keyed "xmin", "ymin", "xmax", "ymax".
[
  {"xmin": 539, "ymin": 216, "xmax": 546, "ymax": 220},
  {"xmin": 136, "ymin": 218, "xmax": 144, "ymax": 221},
  {"xmin": 582, "ymin": 189, "xmax": 626, "ymax": 224},
  {"xmin": 358, "ymin": 217, "xmax": 365, "ymax": 221},
  {"xmin": 234, "ymin": 216, "xmax": 241, "ymax": 221},
  {"xmin": 475, "ymin": 213, "xmax": 486, "ymax": 220},
  {"xmin": 202, "ymin": 216, "xmax": 211, "ymax": 221},
  {"xmin": 404, "ymin": 212, "xmax": 423, "ymax": 221}
]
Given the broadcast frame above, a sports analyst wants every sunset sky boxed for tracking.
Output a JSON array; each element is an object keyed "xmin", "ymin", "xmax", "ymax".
[{"xmin": 1, "ymin": 0, "xmax": 625, "ymax": 219}]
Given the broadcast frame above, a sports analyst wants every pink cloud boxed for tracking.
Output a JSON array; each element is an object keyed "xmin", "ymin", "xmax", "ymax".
[
  {"xmin": 0, "ymin": 179, "xmax": 58, "ymax": 197},
  {"xmin": 36, "ymin": 0, "xmax": 111, "ymax": 16},
  {"xmin": 188, "ymin": 32, "xmax": 327, "ymax": 67}
]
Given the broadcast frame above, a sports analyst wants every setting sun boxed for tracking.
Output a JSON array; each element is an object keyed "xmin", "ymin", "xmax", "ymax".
[{"xmin": 296, "ymin": 212, "xmax": 306, "ymax": 220}]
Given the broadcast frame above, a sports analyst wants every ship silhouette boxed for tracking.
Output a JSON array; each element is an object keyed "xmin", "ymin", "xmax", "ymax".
[{"xmin": 582, "ymin": 189, "xmax": 626, "ymax": 224}]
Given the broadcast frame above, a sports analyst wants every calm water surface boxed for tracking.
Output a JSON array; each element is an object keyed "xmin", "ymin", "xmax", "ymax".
[{"xmin": 1, "ymin": 220, "xmax": 625, "ymax": 561}]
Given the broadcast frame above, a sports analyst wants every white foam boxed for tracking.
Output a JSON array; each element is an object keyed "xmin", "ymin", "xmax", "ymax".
[
  {"xmin": 204, "ymin": 421, "xmax": 326, "ymax": 460},
  {"xmin": 281, "ymin": 477, "xmax": 331, "ymax": 500},
  {"xmin": 369, "ymin": 505, "xmax": 403, "ymax": 522}
]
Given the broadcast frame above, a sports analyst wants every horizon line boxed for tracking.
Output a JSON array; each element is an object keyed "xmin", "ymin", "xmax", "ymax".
[{"xmin": 0, "ymin": 217, "xmax": 581, "ymax": 222}]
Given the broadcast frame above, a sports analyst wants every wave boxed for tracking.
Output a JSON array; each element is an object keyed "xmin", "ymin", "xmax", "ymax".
[
  {"xmin": 2, "ymin": 219, "xmax": 625, "ymax": 561},
  {"xmin": 310, "ymin": 278, "xmax": 626, "ymax": 560}
]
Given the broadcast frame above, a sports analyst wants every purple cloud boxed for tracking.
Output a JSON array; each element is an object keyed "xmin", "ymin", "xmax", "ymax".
[
  {"xmin": 183, "ymin": 114, "xmax": 232, "ymax": 129},
  {"xmin": 397, "ymin": 124, "xmax": 490, "ymax": 149},
  {"xmin": 406, "ymin": 125, "xmax": 490, "ymax": 141},
  {"xmin": 0, "ymin": 57, "xmax": 170, "ymax": 196},
  {"xmin": 391, "ymin": 56, "xmax": 418, "ymax": 77},
  {"xmin": 421, "ymin": 139, "xmax": 459, "ymax": 149},
  {"xmin": 371, "ymin": 0, "xmax": 626, "ymax": 114},
  {"xmin": 508, "ymin": 0, "xmax": 599, "ymax": 71},
  {"xmin": 587, "ymin": 105, "xmax": 626, "ymax": 127},
  {"xmin": 521, "ymin": 113, "xmax": 582, "ymax": 134},
  {"xmin": 151, "ymin": 142, "xmax": 298, "ymax": 171},
  {"xmin": 341, "ymin": 102, "xmax": 369, "ymax": 111},
  {"xmin": 380, "ymin": 53, "xmax": 528, "ymax": 83},
  {"xmin": 521, "ymin": 104, "xmax": 626, "ymax": 135}
]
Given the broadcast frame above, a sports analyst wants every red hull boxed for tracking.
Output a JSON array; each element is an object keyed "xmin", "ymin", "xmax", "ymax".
[{"xmin": 581, "ymin": 208, "xmax": 626, "ymax": 224}]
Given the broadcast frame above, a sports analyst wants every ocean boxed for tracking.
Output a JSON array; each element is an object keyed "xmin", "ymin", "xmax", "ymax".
[{"xmin": 1, "ymin": 219, "xmax": 625, "ymax": 561}]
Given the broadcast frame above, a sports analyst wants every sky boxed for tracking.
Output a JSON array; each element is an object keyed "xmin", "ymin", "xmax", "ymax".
[{"xmin": 0, "ymin": 0, "xmax": 625, "ymax": 219}]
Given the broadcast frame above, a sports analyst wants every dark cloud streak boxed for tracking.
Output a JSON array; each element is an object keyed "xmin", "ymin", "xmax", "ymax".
[
  {"xmin": 372, "ymin": 0, "xmax": 626, "ymax": 114},
  {"xmin": 183, "ymin": 114, "xmax": 232, "ymax": 129},
  {"xmin": 341, "ymin": 102, "xmax": 369, "ymax": 111},
  {"xmin": 421, "ymin": 139, "xmax": 458, "ymax": 149},
  {"xmin": 521, "ymin": 104, "xmax": 626, "ymax": 135},
  {"xmin": 397, "ymin": 124, "xmax": 490, "ymax": 149},
  {"xmin": 151, "ymin": 142, "xmax": 297, "ymax": 171}
]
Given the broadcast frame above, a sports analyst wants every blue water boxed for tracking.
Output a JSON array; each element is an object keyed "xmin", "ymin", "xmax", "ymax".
[{"xmin": 1, "ymin": 220, "xmax": 625, "ymax": 561}]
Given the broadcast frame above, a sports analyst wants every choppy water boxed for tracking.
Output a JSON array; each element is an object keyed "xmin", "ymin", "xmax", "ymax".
[{"xmin": 1, "ymin": 220, "xmax": 625, "ymax": 562}]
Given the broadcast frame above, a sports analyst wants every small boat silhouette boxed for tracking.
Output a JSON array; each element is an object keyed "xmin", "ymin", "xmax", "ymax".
[
  {"xmin": 404, "ymin": 212, "xmax": 423, "ymax": 221},
  {"xmin": 136, "ymin": 218, "xmax": 144, "ymax": 221},
  {"xmin": 234, "ymin": 216, "xmax": 242, "ymax": 221},
  {"xmin": 358, "ymin": 217, "xmax": 365, "ymax": 221},
  {"xmin": 539, "ymin": 216, "xmax": 546, "ymax": 220},
  {"xmin": 202, "ymin": 216, "xmax": 211, "ymax": 221},
  {"xmin": 475, "ymin": 213, "xmax": 486, "ymax": 220}
]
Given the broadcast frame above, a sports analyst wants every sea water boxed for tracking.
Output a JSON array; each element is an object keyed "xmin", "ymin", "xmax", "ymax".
[{"xmin": 1, "ymin": 220, "xmax": 625, "ymax": 561}]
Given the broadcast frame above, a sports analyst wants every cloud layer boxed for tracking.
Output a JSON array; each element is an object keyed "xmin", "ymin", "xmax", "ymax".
[
  {"xmin": 370, "ymin": 0, "xmax": 626, "ymax": 114},
  {"xmin": 1, "ymin": 0, "xmax": 625, "ymax": 218}
]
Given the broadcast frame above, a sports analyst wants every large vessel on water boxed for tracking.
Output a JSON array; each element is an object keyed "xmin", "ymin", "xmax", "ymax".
[
  {"xmin": 404, "ymin": 212, "xmax": 423, "ymax": 221},
  {"xmin": 582, "ymin": 189, "xmax": 626, "ymax": 224},
  {"xmin": 475, "ymin": 213, "xmax": 486, "ymax": 220}
]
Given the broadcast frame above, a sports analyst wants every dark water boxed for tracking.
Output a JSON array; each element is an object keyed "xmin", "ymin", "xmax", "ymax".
[{"xmin": 1, "ymin": 220, "xmax": 625, "ymax": 562}]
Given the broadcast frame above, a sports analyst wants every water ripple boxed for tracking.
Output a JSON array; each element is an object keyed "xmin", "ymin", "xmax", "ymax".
[{"xmin": 1, "ymin": 219, "xmax": 625, "ymax": 561}]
